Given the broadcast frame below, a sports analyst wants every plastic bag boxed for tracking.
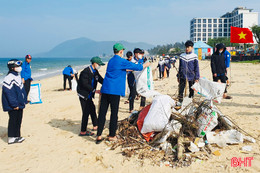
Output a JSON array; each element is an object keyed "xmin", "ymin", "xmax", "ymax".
[
  {"xmin": 71, "ymin": 79, "xmax": 77, "ymax": 91},
  {"xmin": 196, "ymin": 104, "xmax": 218, "ymax": 137},
  {"xmin": 206, "ymin": 130, "xmax": 244, "ymax": 147},
  {"xmin": 135, "ymin": 66, "xmax": 161, "ymax": 98},
  {"xmin": 29, "ymin": 83, "xmax": 42, "ymax": 104},
  {"xmin": 141, "ymin": 95, "xmax": 175, "ymax": 133},
  {"xmin": 192, "ymin": 77, "xmax": 226, "ymax": 103}
]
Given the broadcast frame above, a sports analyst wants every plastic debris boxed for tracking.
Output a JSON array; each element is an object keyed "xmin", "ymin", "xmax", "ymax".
[
  {"xmin": 242, "ymin": 145, "xmax": 252, "ymax": 152},
  {"xmin": 212, "ymin": 150, "xmax": 221, "ymax": 156},
  {"xmin": 206, "ymin": 130, "xmax": 243, "ymax": 147},
  {"xmin": 188, "ymin": 142, "xmax": 200, "ymax": 153}
]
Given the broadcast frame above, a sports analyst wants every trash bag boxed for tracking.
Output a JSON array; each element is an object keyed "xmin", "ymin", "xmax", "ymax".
[
  {"xmin": 191, "ymin": 77, "xmax": 226, "ymax": 103},
  {"xmin": 136, "ymin": 104, "xmax": 154, "ymax": 142},
  {"xmin": 141, "ymin": 95, "xmax": 175, "ymax": 134},
  {"xmin": 29, "ymin": 83, "xmax": 42, "ymax": 104},
  {"xmin": 196, "ymin": 101, "xmax": 218, "ymax": 137},
  {"xmin": 71, "ymin": 79, "xmax": 77, "ymax": 91},
  {"xmin": 134, "ymin": 66, "xmax": 161, "ymax": 98}
]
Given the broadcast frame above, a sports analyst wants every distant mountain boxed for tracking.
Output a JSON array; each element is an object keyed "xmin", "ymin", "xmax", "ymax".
[{"xmin": 36, "ymin": 37, "xmax": 154, "ymax": 57}]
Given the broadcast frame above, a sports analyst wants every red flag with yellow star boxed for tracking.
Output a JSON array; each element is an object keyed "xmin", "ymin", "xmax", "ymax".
[{"xmin": 230, "ymin": 26, "xmax": 254, "ymax": 43}]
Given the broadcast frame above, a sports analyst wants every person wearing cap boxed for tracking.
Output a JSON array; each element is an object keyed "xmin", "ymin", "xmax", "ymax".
[
  {"xmin": 133, "ymin": 48, "xmax": 147, "ymax": 110},
  {"xmin": 211, "ymin": 43, "xmax": 232, "ymax": 99},
  {"xmin": 77, "ymin": 56, "xmax": 105, "ymax": 136},
  {"xmin": 21, "ymin": 55, "xmax": 33, "ymax": 101},
  {"xmin": 62, "ymin": 65, "xmax": 74, "ymax": 90},
  {"xmin": 96, "ymin": 43, "xmax": 150, "ymax": 144},
  {"xmin": 2, "ymin": 59, "xmax": 27, "ymax": 144},
  {"xmin": 177, "ymin": 40, "xmax": 200, "ymax": 105}
]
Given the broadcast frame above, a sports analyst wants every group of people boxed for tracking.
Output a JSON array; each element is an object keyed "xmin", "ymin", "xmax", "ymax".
[
  {"xmin": 1, "ymin": 40, "xmax": 231, "ymax": 145},
  {"xmin": 157, "ymin": 55, "xmax": 176, "ymax": 79},
  {"xmin": 76, "ymin": 44, "xmax": 150, "ymax": 143}
]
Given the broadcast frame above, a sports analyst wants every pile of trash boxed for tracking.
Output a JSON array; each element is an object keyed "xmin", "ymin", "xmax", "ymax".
[
  {"xmin": 109, "ymin": 69, "xmax": 256, "ymax": 167},
  {"xmin": 108, "ymin": 96, "xmax": 256, "ymax": 168}
]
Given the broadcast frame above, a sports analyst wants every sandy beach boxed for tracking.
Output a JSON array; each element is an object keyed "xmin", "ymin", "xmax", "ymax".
[{"xmin": 0, "ymin": 60, "xmax": 259, "ymax": 173}]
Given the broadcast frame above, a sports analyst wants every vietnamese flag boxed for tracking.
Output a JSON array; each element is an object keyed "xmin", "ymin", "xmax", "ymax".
[{"xmin": 230, "ymin": 26, "xmax": 254, "ymax": 43}]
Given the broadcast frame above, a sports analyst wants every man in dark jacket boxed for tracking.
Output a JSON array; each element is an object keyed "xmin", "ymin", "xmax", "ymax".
[
  {"xmin": 126, "ymin": 51, "xmax": 136, "ymax": 113},
  {"xmin": 77, "ymin": 56, "xmax": 105, "ymax": 136},
  {"xmin": 2, "ymin": 59, "xmax": 27, "ymax": 144},
  {"xmin": 211, "ymin": 43, "xmax": 231, "ymax": 99},
  {"xmin": 177, "ymin": 40, "xmax": 200, "ymax": 104}
]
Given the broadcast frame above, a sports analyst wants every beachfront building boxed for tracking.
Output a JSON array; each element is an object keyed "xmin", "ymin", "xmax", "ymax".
[{"xmin": 190, "ymin": 7, "xmax": 259, "ymax": 43}]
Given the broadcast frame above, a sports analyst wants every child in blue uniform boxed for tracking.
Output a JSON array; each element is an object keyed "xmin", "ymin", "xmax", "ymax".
[{"xmin": 2, "ymin": 59, "xmax": 27, "ymax": 144}]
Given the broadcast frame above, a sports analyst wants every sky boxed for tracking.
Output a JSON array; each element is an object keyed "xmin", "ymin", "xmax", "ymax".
[{"xmin": 0, "ymin": 0, "xmax": 260, "ymax": 57}]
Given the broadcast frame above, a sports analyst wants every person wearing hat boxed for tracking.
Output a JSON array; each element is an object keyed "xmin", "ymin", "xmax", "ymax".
[
  {"xmin": 62, "ymin": 65, "xmax": 74, "ymax": 90},
  {"xmin": 96, "ymin": 43, "xmax": 150, "ymax": 144},
  {"xmin": 211, "ymin": 43, "xmax": 231, "ymax": 99},
  {"xmin": 21, "ymin": 54, "xmax": 33, "ymax": 101},
  {"xmin": 133, "ymin": 48, "xmax": 147, "ymax": 110},
  {"xmin": 2, "ymin": 59, "xmax": 27, "ymax": 144},
  {"xmin": 177, "ymin": 40, "xmax": 200, "ymax": 105},
  {"xmin": 77, "ymin": 56, "xmax": 105, "ymax": 136}
]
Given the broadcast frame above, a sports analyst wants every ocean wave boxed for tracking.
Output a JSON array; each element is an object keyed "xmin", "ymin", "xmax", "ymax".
[
  {"xmin": 0, "ymin": 73, "xmax": 4, "ymax": 76},
  {"xmin": 39, "ymin": 68, "xmax": 48, "ymax": 71}
]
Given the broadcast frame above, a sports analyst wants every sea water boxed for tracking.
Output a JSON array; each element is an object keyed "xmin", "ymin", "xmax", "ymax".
[{"xmin": 0, "ymin": 57, "xmax": 110, "ymax": 83}]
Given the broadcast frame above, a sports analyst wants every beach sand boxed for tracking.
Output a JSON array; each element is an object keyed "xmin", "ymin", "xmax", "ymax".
[{"xmin": 0, "ymin": 60, "xmax": 259, "ymax": 173}]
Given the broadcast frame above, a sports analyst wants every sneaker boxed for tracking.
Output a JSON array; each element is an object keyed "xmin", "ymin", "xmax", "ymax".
[
  {"xmin": 176, "ymin": 101, "xmax": 182, "ymax": 106},
  {"xmin": 17, "ymin": 137, "xmax": 25, "ymax": 143},
  {"xmin": 8, "ymin": 137, "xmax": 25, "ymax": 144}
]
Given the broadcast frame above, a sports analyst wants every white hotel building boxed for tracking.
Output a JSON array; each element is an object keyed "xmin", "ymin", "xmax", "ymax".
[{"xmin": 190, "ymin": 7, "xmax": 259, "ymax": 43}]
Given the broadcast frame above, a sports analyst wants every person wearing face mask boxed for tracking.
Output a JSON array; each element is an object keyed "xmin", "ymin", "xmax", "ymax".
[
  {"xmin": 133, "ymin": 48, "xmax": 147, "ymax": 110},
  {"xmin": 77, "ymin": 56, "xmax": 105, "ymax": 136},
  {"xmin": 96, "ymin": 43, "xmax": 150, "ymax": 144},
  {"xmin": 21, "ymin": 55, "xmax": 33, "ymax": 102},
  {"xmin": 211, "ymin": 43, "xmax": 232, "ymax": 99},
  {"xmin": 2, "ymin": 59, "xmax": 27, "ymax": 144}
]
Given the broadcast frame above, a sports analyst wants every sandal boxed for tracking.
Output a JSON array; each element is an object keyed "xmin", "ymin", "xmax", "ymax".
[
  {"xmin": 96, "ymin": 138, "xmax": 105, "ymax": 144},
  {"xmin": 224, "ymin": 96, "xmax": 232, "ymax": 99},
  {"xmin": 79, "ymin": 131, "xmax": 94, "ymax": 136}
]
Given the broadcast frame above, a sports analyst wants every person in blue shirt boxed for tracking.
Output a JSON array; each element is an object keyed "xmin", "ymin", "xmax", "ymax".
[
  {"xmin": 21, "ymin": 55, "xmax": 33, "ymax": 101},
  {"xmin": 223, "ymin": 48, "xmax": 231, "ymax": 86},
  {"xmin": 62, "ymin": 65, "xmax": 74, "ymax": 90},
  {"xmin": 77, "ymin": 56, "xmax": 105, "ymax": 136},
  {"xmin": 2, "ymin": 59, "xmax": 27, "ymax": 144},
  {"xmin": 96, "ymin": 43, "xmax": 150, "ymax": 144}
]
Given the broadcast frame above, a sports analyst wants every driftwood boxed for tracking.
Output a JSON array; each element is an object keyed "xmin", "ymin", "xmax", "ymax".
[
  {"xmin": 177, "ymin": 135, "xmax": 184, "ymax": 161},
  {"xmin": 171, "ymin": 113, "xmax": 198, "ymax": 130}
]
